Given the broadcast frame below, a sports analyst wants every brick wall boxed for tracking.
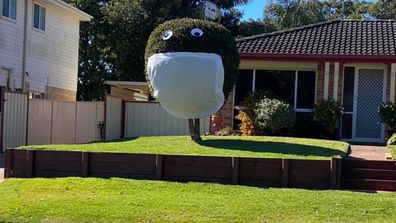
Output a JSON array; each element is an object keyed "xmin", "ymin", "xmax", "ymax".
[
  {"xmin": 328, "ymin": 63, "xmax": 335, "ymax": 100},
  {"xmin": 337, "ymin": 63, "xmax": 345, "ymax": 103},
  {"xmin": 211, "ymin": 91, "xmax": 234, "ymax": 133},
  {"xmin": 386, "ymin": 63, "xmax": 391, "ymax": 102},
  {"xmin": 316, "ymin": 62, "xmax": 325, "ymax": 102},
  {"xmin": 46, "ymin": 86, "xmax": 76, "ymax": 101}
]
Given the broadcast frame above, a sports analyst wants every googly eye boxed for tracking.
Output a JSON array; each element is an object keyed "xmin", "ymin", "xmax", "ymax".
[
  {"xmin": 191, "ymin": 28, "xmax": 203, "ymax": 37},
  {"xmin": 162, "ymin": 30, "xmax": 173, "ymax": 40}
]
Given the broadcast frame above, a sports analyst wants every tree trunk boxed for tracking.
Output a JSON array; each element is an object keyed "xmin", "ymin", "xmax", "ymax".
[{"xmin": 188, "ymin": 118, "xmax": 202, "ymax": 143}]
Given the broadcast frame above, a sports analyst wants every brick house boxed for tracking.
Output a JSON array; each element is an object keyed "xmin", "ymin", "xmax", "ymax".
[{"xmin": 218, "ymin": 19, "xmax": 396, "ymax": 143}]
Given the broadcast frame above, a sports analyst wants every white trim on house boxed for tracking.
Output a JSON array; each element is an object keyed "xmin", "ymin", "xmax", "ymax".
[
  {"xmin": 324, "ymin": 62, "xmax": 330, "ymax": 100},
  {"xmin": 391, "ymin": 63, "xmax": 396, "ymax": 103},
  {"xmin": 48, "ymin": 0, "xmax": 92, "ymax": 21},
  {"xmin": 333, "ymin": 62, "xmax": 339, "ymax": 100}
]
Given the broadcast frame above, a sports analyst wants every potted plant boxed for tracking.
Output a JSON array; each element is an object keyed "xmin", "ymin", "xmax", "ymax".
[
  {"xmin": 378, "ymin": 102, "xmax": 396, "ymax": 139},
  {"xmin": 313, "ymin": 99, "xmax": 343, "ymax": 139}
]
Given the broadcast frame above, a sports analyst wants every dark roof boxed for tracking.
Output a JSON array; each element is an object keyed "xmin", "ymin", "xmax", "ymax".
[{"xmin": 237, "ymin": 19, "xmax": 396, "ymax": 56}]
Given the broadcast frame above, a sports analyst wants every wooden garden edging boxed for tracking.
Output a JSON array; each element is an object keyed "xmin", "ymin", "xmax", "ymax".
[{"xmin": 4, "ymin": 148, "xmax": 343, "ymax": 190}]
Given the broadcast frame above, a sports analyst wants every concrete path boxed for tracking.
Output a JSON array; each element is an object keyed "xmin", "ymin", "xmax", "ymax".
[{"xmin": 348, "ymin": 145, "xmax": 392, "ymax": 160}]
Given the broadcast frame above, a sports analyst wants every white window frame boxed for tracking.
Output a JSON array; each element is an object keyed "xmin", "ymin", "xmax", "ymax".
[
  {"xmin": 33, "ymin": 2, "xmax": 46, "ymax": 32},
  {"xmin": 1, "ymin": 0, "xmax": 17, "ymax": 21}
]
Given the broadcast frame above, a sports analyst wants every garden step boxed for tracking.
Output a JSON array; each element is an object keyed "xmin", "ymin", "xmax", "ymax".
[
  {"xmin": 342, "ymin": 168, "xmax": 396, "ymax": 181},
  {"xmin": 342, "ymin": 178, "xmax": 396, "ymax": 191}
]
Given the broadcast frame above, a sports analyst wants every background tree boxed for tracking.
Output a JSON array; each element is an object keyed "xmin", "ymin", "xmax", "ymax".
[
  {"xmin": 370, "ymin": 0, "xmax": 396, "ymax": 19},
  {"xmin": 68, "ymin": 0, "xmax": 249, "ymax": 101}
]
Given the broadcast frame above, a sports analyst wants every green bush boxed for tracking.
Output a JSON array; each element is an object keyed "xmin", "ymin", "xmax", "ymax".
[
  {"xmin": 313, "ymin": 99, "xmax": 343, "ymax": 128},
  {"xmin": 254, "ymin": 98, "xmax": 295, "ymax": 134},
  {"xmin": 387, "ymin": 133, "xmax": 396, "ymax": 145},
  {"xmin": 379, "ymin": 102, "xmax": 396, "ymax": 131},
  {"xmin": 145, "ymin": 18, "xmax": 239, "ymax": 97}
]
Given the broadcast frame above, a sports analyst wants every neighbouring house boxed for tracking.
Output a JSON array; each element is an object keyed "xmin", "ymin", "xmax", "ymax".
[
  {"xmin": 218, "ymin": 19, "xmax": 396, "ymax": 143},
  {"xmin": 105, "ymin": 81, "xmax": 150, "ymax": 101},
  {"xmin": 0, "ymin": 0, "xmax": 91, "ymax": 101}
]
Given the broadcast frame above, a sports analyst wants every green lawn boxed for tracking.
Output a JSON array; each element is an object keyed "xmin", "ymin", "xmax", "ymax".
[
  {"xmin": 22, "ymin": 136, "xmax": 349, "ymax": 160},
  {"xmin": 0, "ymin": 178, "xmax": 395, "ymax": 222}
]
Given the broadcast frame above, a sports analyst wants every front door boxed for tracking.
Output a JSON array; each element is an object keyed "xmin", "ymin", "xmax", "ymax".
[{"xmin": 341, "ymin": 66, "xmax": 385, "ymax": 142}]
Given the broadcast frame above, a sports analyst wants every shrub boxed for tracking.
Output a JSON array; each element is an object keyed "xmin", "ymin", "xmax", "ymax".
[
  {"xmin": 254, "ymin": 98, "xmax": 295, "ymax": 134},
  {"xmin": 235, "ymin": 111, "xmax": 255, "ymax": 136},
  {"xmin": 387, "ymin": 133, "xmax": 396, "ymax": 145},
  {"xmin": 145, "ymin": 18, "xmax": 239, "ymax": 97},
  {"xmin": 379, "ymin": 102, "xmax": 396, "ymax": 131},
  {"xmin": 238, "ymin": 90, "xmax": 281, "ymax": 127},
  {"xmin": 313, "ymin": 99, "xmax": 343, "ymax": 128}
]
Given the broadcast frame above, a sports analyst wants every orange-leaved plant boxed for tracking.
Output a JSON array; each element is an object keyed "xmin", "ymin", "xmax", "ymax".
[{"xmin": 236, "ymin": 111, "xmax": 255, "ymax": 136}]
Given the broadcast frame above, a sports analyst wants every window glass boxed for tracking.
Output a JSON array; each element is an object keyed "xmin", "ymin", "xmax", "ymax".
[
  {"xmin": 39, "ymin": 6, "xmax": 45, "ymax": 30},
  {"xmin": 9, "ymin": 0, "xmax": 15, "ymax": 19},
  {"xmin": 33, "ymin": 4, "xmax": 45, "ymax": 31},
  {"xmin": 2, "ymin": 0, "xmax": 16, "ymax": 20},
  {"xmin": 33, "ymin": 4, "xmax": 40, "ymax": 28},
  {"xmin": 234, "ymin": 69, "xmax": 253, "ymax": 106},
  {"xmin": 255, "ymin": 70, "xmax": 295, "ymax": 105},
  {"xmin": 343, "ymin": 67, "xmax": 355, "ymax": 112},
  {"xmin": 341, "ymin": 114, "xmax": 353, "ymax": 139},
  {"xmin": 296, "ymin": 71, "xmax": 316, "ymax": 109}
]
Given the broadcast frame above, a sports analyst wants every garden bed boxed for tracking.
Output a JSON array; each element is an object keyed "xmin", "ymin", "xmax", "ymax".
[
  {"xmin": 387, "ymin": 145, "xmax": 396, "ymax": 159},
  {"xmin": 21, "ymin": 136, "xmax": 349, "ymax": 160}
]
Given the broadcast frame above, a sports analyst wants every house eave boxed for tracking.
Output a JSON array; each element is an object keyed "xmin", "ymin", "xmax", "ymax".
[
  {"xmin": 240, "ymin": 53, "xmax": 396, "ymax": 63},
  {"xmin": 49, "ymin": 0, "xmax": 93, "ymax": 21}
]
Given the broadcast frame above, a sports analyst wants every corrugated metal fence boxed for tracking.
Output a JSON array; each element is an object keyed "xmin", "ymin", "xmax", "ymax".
[
  {"xmin": 105, "ymin": 96, "xmax": 122, "ymax": 141},
  {"xmin": 2, "ymin": 93, "xmax": 28, "ymax": 149},
  {"xmin": 1, "ymin": 93, "xmax": 212, "ymax": 150},
  {"xmin": 124, "ymin": 102, "xmax": 210, "ymax": 137},
  {"xmin": 27, "ymin": 100, "xmax": 104, "ymax": 145}
]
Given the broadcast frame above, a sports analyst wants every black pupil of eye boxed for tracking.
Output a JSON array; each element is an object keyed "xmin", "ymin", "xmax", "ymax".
[{"xmin": 194, "ymin": 32, "xmax": 200, "ymax": 36}]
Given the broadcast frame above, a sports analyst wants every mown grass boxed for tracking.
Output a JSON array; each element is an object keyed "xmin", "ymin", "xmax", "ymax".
[
  {"xmin": 0, "ymin": 178, "xmax": 395, "ymax": 223},
  {"xmin": 21, "ymin": 136, "xmax": 349, "ymax": 160}
]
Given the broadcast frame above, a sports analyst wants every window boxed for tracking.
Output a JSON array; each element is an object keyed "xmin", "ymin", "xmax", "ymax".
[
  {"xmin": 33, "ymin": 3, "xmax": 45, "ymax": 31},
  {"xmin": 235, "ymin": 69, "xmax": 316, "ymax": 111},
  {"xmin": 296, "ymin": 71, "xmax": 316, "ymax": 110},
  {"xmin": 2, "ymin": 0, "xmax": 16, "ymax": 20},
  {"xmin": 255, "ymin": 70, "xmax": 296, "ymax": 105},
  {"xmin": 234, "ymin": 69, "xmax": 254, "ymax": 106}
]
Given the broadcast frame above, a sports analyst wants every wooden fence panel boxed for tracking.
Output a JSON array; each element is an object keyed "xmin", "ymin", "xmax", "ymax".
[
  {"xmin": 34, "ymin": 151, "xmax": 82, "ymax": 177},
  {"xmin": 27, "ymin": 100, "xmax": 52, "ymax": 145},
  {"xmin": 289, "ymin": 160, "xmax": 331, "ymax": 189},
  {"xmin": 89, "ymin": 153, "xmax": 157, "ymax": 178},
  {"xmin": 163, "ymin": 155, "xmax": 232, "ymax": 183},
  {"xmin": 239, "ymin": 158, "xmax": 283, "ymax": 187}
]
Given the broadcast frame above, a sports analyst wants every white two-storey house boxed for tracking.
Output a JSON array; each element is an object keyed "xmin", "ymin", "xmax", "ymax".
[{"xmin": 0, "ymin": 0, "xmax": 91, "ymax": 101}]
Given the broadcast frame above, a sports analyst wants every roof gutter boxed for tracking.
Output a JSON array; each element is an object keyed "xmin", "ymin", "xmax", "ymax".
[{"xmin": 240, "ymin": 53, "xmax": 396, "ymax": 63}]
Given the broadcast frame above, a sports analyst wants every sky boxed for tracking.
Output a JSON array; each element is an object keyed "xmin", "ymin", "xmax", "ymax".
[{"xmin": 236, "ymin": 0, "xmax": 269, "ymax": 20}]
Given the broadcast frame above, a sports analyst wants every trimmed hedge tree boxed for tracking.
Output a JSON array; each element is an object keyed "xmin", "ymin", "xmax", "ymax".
[
  {"xmin": 145, "ymin": 18, "xmax": 239, "ymax": 98},
  {"xmin": 145, "ymin": 18, "xmax": 239, "ymax": 142}
]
